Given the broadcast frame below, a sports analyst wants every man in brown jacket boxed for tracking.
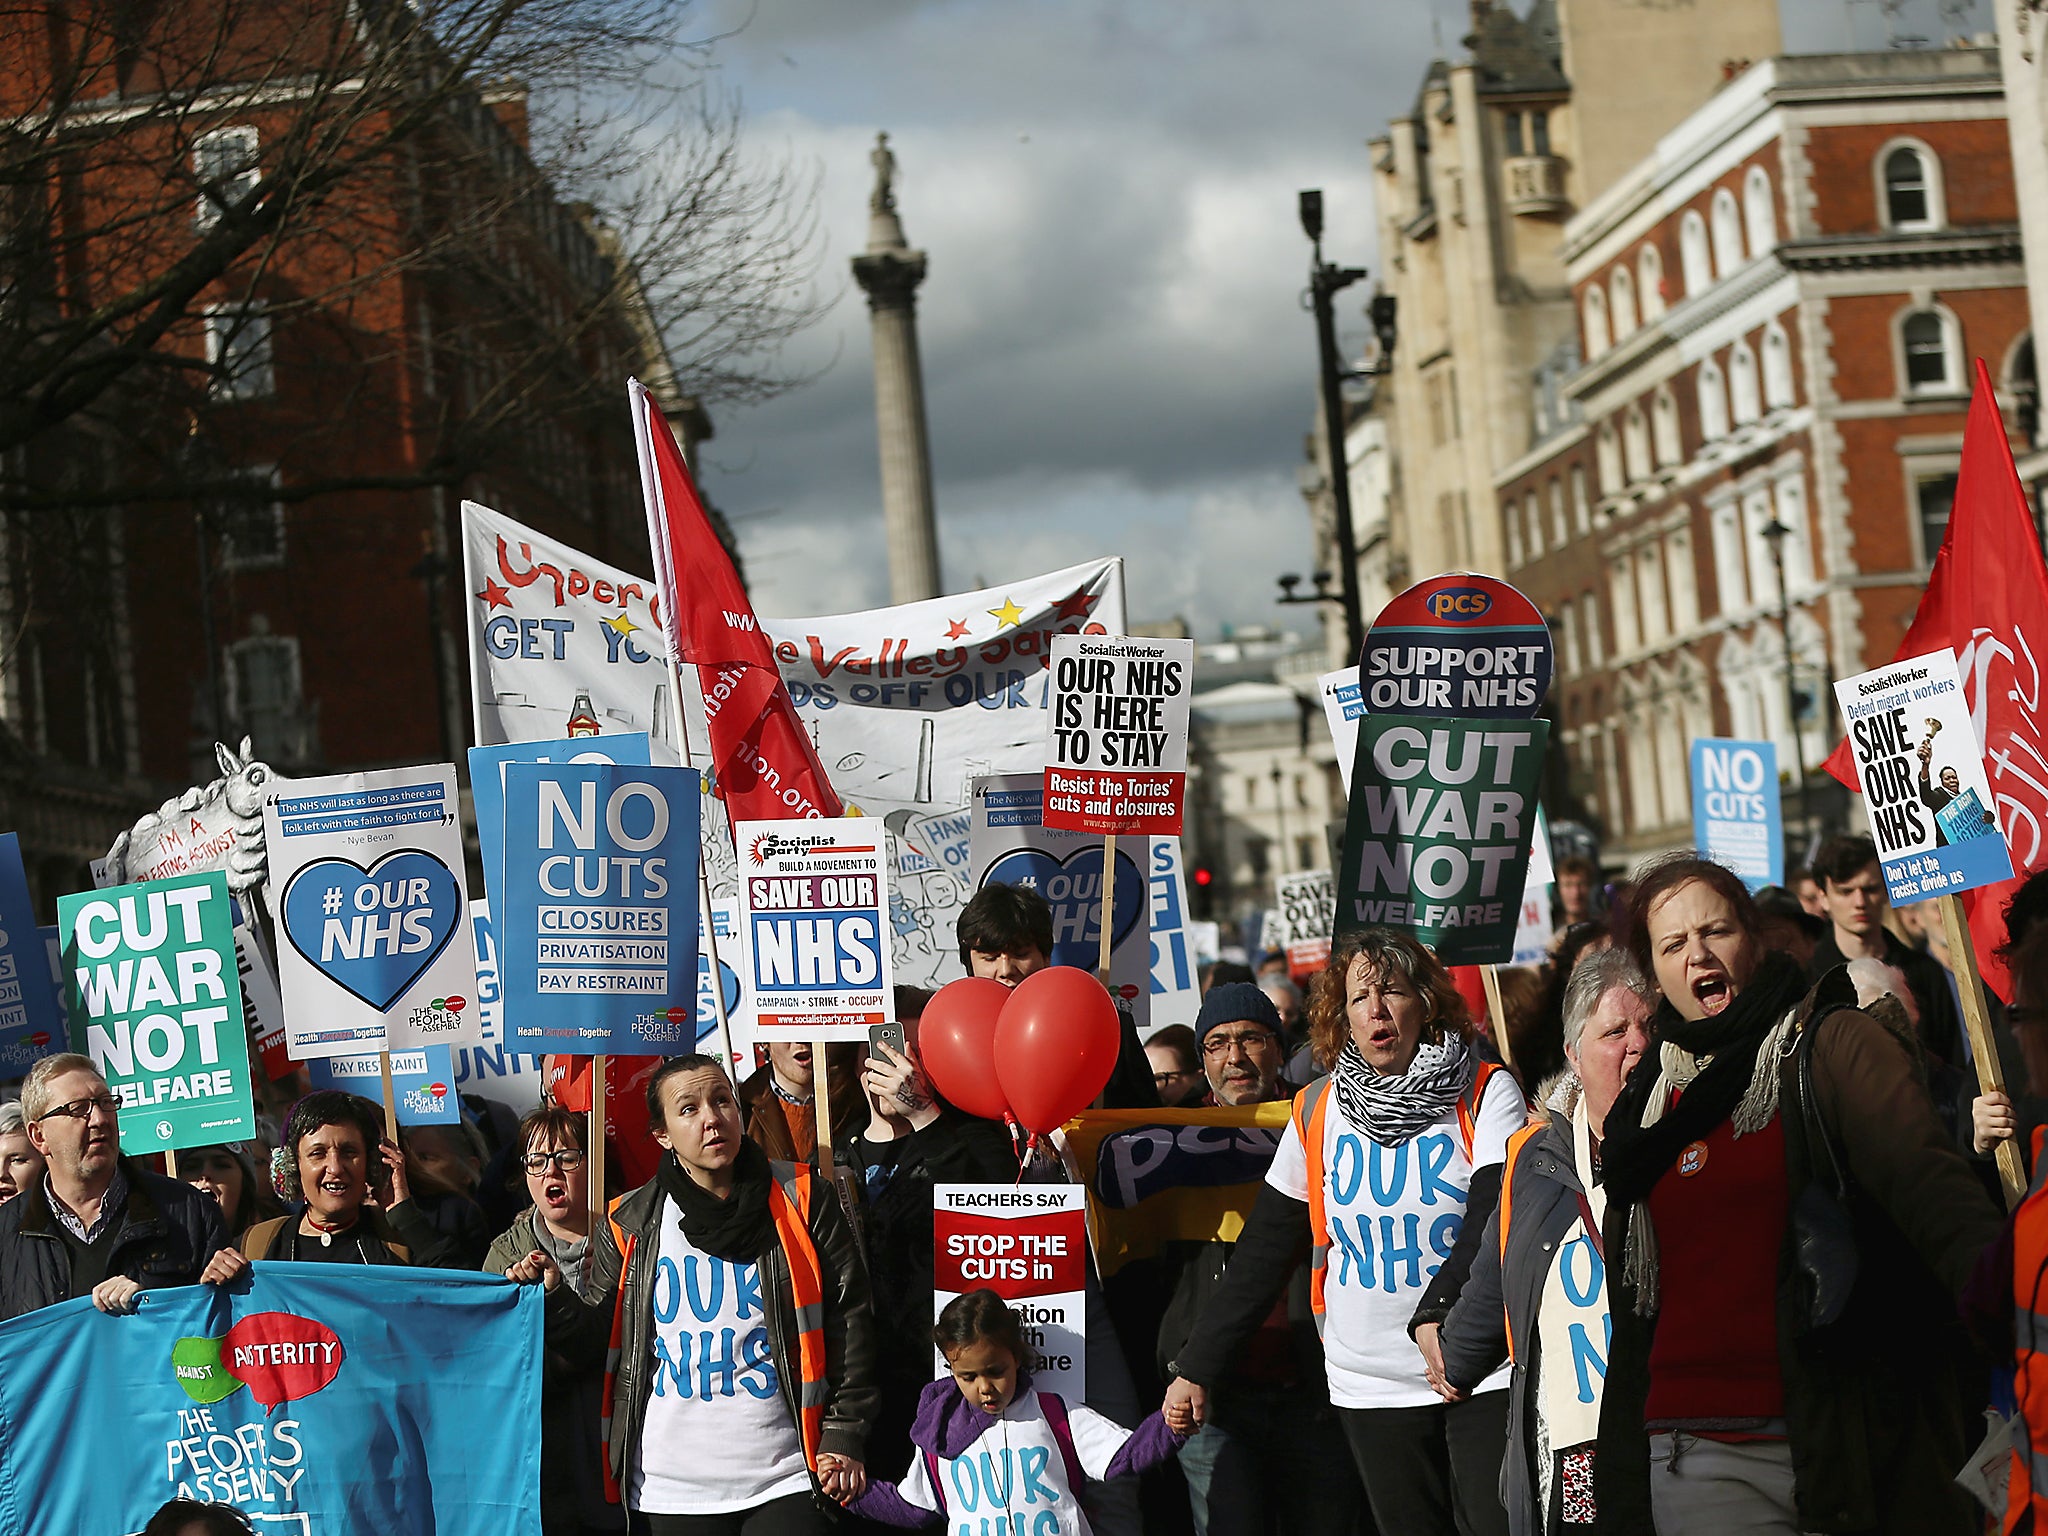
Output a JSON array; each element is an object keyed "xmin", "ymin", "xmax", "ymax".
[{"xmin": 740, "ymin": 1041, "xmax": 865, "ymax": 1165}]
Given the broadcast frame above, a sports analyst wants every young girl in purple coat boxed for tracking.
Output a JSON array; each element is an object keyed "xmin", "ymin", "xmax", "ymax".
[{"xmin": 847, "ymin": 1289, "xmax": 1185, "ymax": 1533}]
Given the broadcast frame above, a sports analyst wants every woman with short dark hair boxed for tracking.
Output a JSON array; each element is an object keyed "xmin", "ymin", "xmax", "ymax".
[{"xmin": 230, "ymin": 1091, "xmax": 451, "ymax": 1265}]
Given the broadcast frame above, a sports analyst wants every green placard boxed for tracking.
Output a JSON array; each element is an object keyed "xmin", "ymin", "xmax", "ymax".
[
  {"xmin": 1335, "ymin": 715, "xmax": 1551, "ymax": 966},
  {"xmin": 58, "ymin": 870, "xmax": 254, "ymax": 1153}
]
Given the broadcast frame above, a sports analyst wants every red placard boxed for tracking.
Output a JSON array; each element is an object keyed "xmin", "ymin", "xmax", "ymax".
[{"xmin": 933, "ymin": 1205, "xmax": 1088, "ymax": 1301}]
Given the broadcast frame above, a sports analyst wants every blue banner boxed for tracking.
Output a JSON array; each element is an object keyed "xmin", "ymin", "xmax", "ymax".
[
  {"xmin": 0, "ymin": 1267, "xmax": 540, "ymax": 1535},
  {"xmin": 500, "ymin": 762, "xmax": 700, "ymax": 1054},
  {"xmin": 1690, "ymin": 738, "xmax": 1784, "ymax": 892},
  {"xmin": 468, "ymin": 734, "xmax": 650, "ymax": 925},
  {"xmin": 306, "ymin": 1046, "xmax": 463, "ymax": 1125},
  {"xmin": 0, "ymin": 834, "xmax": 62, "ymax": 1075}
]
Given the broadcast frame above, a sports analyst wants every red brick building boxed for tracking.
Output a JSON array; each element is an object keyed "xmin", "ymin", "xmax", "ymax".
[
  {"xmin": 0, "ymin": 7, "xmax": 702, "ymax": 905},
  {"xmin": 1496, "ymin": 49, "xmax": 2029, "ymax": 862}
]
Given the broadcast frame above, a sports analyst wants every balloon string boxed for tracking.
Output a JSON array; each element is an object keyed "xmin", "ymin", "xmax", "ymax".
[{"xmin": 1004, "ymin": 1112, "xmax": 1026, "ymax": 1182}]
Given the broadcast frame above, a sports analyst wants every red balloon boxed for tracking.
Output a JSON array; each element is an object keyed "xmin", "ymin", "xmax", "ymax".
[
  {"xmin": 918, "ymin": 978, "xmax": 1013, "ymax": 1122},
  {"xmin": 994, "ymin": 967, "xmax": 1122, "ymax": 1134}
]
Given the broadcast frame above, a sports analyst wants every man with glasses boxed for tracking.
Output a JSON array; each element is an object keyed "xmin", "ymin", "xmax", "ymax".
[
  {"xmin": 0, "ymin": 1053, "xmax": 227, "ymax": 1319},
  {"xmin": 1157, "ymin": 984, "xmax": 1361, "ymax": 1534}
]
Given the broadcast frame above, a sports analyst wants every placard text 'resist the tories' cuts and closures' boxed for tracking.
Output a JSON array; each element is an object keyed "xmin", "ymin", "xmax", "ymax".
[{"xmin": 1043, "ymin": 634, "xmax": 1193, "ymax": 836}]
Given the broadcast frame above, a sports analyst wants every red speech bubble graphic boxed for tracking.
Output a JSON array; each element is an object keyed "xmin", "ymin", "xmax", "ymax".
[
  {"xmin": 427, "ymin": 1082, "xmax": 448, "ymax": 1099},
  {"xmin": 221, "ymin": 1312, "xmax": 344, "ymax": 1413}
]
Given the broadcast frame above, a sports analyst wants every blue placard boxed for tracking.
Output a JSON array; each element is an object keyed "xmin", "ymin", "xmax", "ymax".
[
  {"xmin": 499, "ymin": 762, "xmax": 699, "ymax": 1055},
  {"xmin": 0, "ymin": 1267, "xmax": 540, "ymax": 1536},
  {"xmin": 1936, "ymin": 785, "xmax": 2002, "ymax": 847},
  {"xmin": 0, "ymin": 833, "xmax": 64, "ymax": 1074},
  {"xmin": 1690, "ymin": 738, "xmax": 1784, "ymax": 892},
  {"xmin": 306, "ymin": 1045, "xmax": 463, "ymax": 1124},
  {"xmin": 468, "ymin": 734, "xmax": 650, "ymax": 925}
]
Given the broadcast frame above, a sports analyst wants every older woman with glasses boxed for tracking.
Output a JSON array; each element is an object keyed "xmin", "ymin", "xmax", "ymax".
[{"xmin": 487, "ymin": 1105, "xmax": 619, "ymax": 1536}]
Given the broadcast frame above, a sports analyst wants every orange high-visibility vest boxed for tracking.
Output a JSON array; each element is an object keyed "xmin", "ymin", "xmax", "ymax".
[
  {"xmin": 2006, "ymin": 1127, "xmax": 2048, "ymax": 1534},
  {"xmin": 1295, "ymin": 1060, "xmax": 1506, "ymax": 1334},
  {"xmin": 600, "ymin": 1162, "xmax": 832, "ymax": 1502},
  {"xmin": 1495, "ymin": 1120, "xmax": 1547, "ymax": 1366}
]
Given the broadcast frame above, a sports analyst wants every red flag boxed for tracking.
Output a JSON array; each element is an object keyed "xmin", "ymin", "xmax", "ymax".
[
  {"xmin": 629, "ymin": 379, "xmax": 843, "ymax": 822},
  {"xmin": 1823, "ymin": 359, "xmax": 2048, "ymax": 997}
]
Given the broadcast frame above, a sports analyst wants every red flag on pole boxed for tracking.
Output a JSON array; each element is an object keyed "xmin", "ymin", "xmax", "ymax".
[
  {"xmin": 1823, "ymin": 358, "xmax": 2048, "ymax": 997},
  {"xmin": 629, "ymin": 378, "xmax": 843, "ymax": 822}
]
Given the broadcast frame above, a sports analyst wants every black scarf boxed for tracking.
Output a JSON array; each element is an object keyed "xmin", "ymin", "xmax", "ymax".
[
  {"xmin": 656, "ymin": 1140, "xmax": 776, "ymax": 1264},
  {"xmin": 1601, "ymin": 951, "xmax": 1809, "ymax": 1206}
]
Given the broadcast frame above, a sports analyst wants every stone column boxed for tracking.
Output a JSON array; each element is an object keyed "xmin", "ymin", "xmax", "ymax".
[{"xmin": 851, "ymin": 133, "xmax": 941, "ymax": 603}]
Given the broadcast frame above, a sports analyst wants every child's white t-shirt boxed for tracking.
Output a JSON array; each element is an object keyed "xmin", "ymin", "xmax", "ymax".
[
  {"xmin": 1265, "ymin": 1072, "xmax": 1522, "ymax": 1409},
  {"xmin": 891, "ymin": 1389, "xmax": 1131, "ymax": 1536},
  {"xmin": 630, "ymin": 1199, "xmax": 812, "ymax": 1514}
]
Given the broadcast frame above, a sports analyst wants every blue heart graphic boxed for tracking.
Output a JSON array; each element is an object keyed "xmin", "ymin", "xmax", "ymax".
[
  {"xmin": 982, "ymin": 845, "xmax": 1144, "ymax": 970},
  {"xmin": 282, "ymin": 852, "xmax": 462, "ymax": 1012}
]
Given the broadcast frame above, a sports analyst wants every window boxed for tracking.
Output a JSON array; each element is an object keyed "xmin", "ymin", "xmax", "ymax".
[
  {"xmin": 1652, "ymin": 388, "xmax": 1682, "ymax": 466},
  {"xmin": 1503, "ymin": 112, "xmax": 1526, "ymax": 156},
  {"xmin": 1917, "ymin": 471, "xmax": 1959, "ymax": 563},
  {"xmin": 214, "ymin": 465, "xmax": 285, "ymax": 569},
  {"xmin": 1579, "ymin": 591, "xmax": 1603, "ymax": 666},
  {"xmin": 1571, "ymin": 466, "xmax": 1591, "ymax": 533},
  {"xmin": 1730, "ymin": 340, "xmax": 1762, "ymax": 426},
  {"xmin": 204, "ymin": 304, "xmax": 273, "ymax": 399},
  {"xmin": 1882, "ymin": 143, "xmax": 1940, "ymax": 229},
  {"xmin": 1697, "ymin": 358, "xmax": 1730, "ymax": 441},
  {"xmin": 1609, "ymin": 560, "xmax": 1641, "ymax": 654},
  {"xmin": 1743, "ymin": 166, "xmax": 1778, "ymax": 255},
  {"xmin": 1667, "ymin": 529, "xmax": 1700, "ymax": 631},
  {"xmin": 1680, "ymin": 211, "xmax": 1712, "ymax": 297},
  {"xmin": 1506, "ymin": 497, "xmax": 1525, "ymax": 566},
  {"xmin": 1526, "ymin": 492, "xmax": 1545, "ymax": 558},
  {"xmin": 1711, "ymin": 187, "xmax": 1745, "ymax": 278},
  {"xmin": 226, "ymin": 624, "xmax": 305, "ymax": 765},
  {"xmin": 1639, "ymin": 245, "xmax": 1666, "ymax": 321},
  {"xmin": 1531, "ymin": 110, "xmax": 1551, "ymax": 156},
  {"xmin": 1623, "ymin": 406, "xmax": 1652, "ymax": 483},
  {"xmin": 1637, "ymin": 543, "xmax": 1669, "ymax": 644},
  {"xmin": 1548, "ymin": 477, "xmax": 1568, "ymax": 545},
  {"xmin": 1596, "ymin": 423, "xmax": 1623, "ymax": 494},
  {"xmin": 1611, "ymin": 267, "xmax": 1638, "ymax": 340},
  {"xmin": 1560, "ymin": 606, "xmax": 1581, "ymax": 677},
  {"xmin": 1762, "ymin": 321, "xmax": 1795, "ymax": 409},
  {"xmin": 1902, "ymin": 308, "xmax": 1958, "ymax": 393},
  {"xmin": 1774, "ymin": 476, "xmax": 1816, "ymax": 589},
  {"xmin": 1711, "ymin": 502, "xmax": 1749, "ymax": 612},
  {"xmin": 1584, "ymin": 286, "xmax": 1611, "ymax": 358},
  {"xmin": 193, "ymin": 126, "xmax": 260, "ymax": 230}
]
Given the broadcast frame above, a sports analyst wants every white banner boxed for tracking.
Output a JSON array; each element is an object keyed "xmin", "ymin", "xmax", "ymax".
[{"xmin": 1147, "ymin": 838, "xmax": 1199, "ymax": 1031}]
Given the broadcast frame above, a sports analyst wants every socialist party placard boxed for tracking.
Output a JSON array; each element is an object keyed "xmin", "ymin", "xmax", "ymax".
[
  {"xmin": 933, "ymin": 1185, "xmax": 1087, "ymax": 1400},
  {"xmin": 58, "ymin": 871, "xmax": 254, "ymax": 1153},
  {"xmin": 1336, "ymin": 716, "xmax": 1550, "ymax": 964},
  {"xmin": 1690, "ymin": 738, "xmax": 1783, "ymax": 892},
  {"xmin": 1835, "ymin": 649, "xmax": 2014, "ymax": 903},
  {"xmin": 500, "ymin": 762, "xmax": 701, "ymax": 1055},
  {"xmin": 264, "ymin": 767, "xmax": 479, "ymax": 1058},
  {"xmin": 0, "ymin": 831, "xmax": 64, "ymax": 1075},
  {"xmin": 1043, "ymin": 634, "xmax": 1193, "ymax": 836},
  {"xmin": 739, "ymin": 820, "xmax": 893, "ymax": 1042}
]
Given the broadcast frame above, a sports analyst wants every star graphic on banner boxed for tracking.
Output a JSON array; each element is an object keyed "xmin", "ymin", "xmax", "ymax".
[
  {"xmin": 988, "ymin": 597, "xmax": 1025, "ymax": 629},
  {"xmin": 944, "ymin": 618, "xmax": 972, "ymax": 640},
  {"xmin": 605, "ymin": 611, "xmax": 639, "ymax": 637},
  {"xmin": 1054, "ymin": 585, "xmax": 1099, "ymax": 621},
  {"xmin": 477, "ymin": 578, "xmax": 513, "ymax": 610}
]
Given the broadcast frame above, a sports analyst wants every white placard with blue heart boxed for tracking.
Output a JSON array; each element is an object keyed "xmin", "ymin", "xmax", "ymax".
[
  {"xmin": 263, "ymin": 765, "xmax": 480, "ymax": 1059},
  {"xmin": 967, "ymin": 773, "xmax": 1151, "ymax": 1032}
]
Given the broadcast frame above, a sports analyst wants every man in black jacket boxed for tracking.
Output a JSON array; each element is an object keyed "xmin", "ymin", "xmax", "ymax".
[
  {"xmin": 1808, "ymin": 834, "xmax": 1963, "ymax": 1065},
  {"xmin": 0, "ymin": 1054, "xmax": 227, "ymax": 1319}
]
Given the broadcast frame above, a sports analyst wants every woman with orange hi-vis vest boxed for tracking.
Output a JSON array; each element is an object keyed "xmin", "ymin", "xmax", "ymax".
[
  {"xmin": 512, "ymin": 1054, "xmax": 877, "ymax": 1536},
  {"xmin": 1165, "ymin": 928, "xmax": 1528, "ymax": 1536}
]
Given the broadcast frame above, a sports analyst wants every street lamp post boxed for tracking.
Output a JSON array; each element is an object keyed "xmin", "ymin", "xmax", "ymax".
[
  {"xmin": 1270, "ymin": 761, "xmax": 1290, "ymax": 883},
  {"xmin": 1759, "ymin": 516, "xmax": 1811, "ymax": 850},
  {"xmin": 1292, "ymin": 189, "xmax": 1370, "ymax": 661}
]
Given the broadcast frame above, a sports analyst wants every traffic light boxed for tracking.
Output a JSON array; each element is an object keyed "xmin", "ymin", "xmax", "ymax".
[{"xmin": 1191, "ymin": 864, "xmax": 1215, "ymax": 918}]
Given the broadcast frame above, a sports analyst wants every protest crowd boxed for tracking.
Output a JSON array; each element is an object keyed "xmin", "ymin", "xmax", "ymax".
[{"xmin": 7, "ymin": 379, "xmax": 2048, "ymax": 1536}]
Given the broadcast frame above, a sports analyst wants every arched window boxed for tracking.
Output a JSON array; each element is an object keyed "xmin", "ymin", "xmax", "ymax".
[
  {"xmin": 1652, "ymin": 388, "xmax": 1682, "ymax": 466},
  {"xmin": 1679, "ymin": 211, "xmax": 1712, "ymax": 297},
  {"xmin": 1762, "ymin": 321, "xmax": 1795, "ymax": 409},
  {"xmin": 1638, "ymin": 244, "xmax": 1666, "ymax": 321},
  {"xmin": 1710, "ymin": 187, "xmax": 1745, "ymax": 277},
  {"xmin": 1880, "ymin": 142, "xmax": 1943, "ymax": 229},
  {"xmin": 1730, "ymin": 340, "xmax": 1762, "ymax": 425},
  {"xmin": 1743, "ymin": 166, "xmax": 1778, "ymax": 255},
  {"xmin": 1698, "ymin": 357, "xmax": 1730, "ymax": 441},
  {"xmin": 1596, "ymin": 423, "xmax": 1624, "ymax": 494},
  {"xmin": 1900, "ymin": 307, "xmax": 1960, "ymax": 393},
  {"xmin": 1623, "ymin": 407, "xmax": 1652, "ymax": 483},
  {"xmin": 1610, "ymin": 266, "xmax": 1639, "ymax": 340},
  {"xmin": 1583, "ymin": 286, "xmax": 1611, "ymax": 358}
]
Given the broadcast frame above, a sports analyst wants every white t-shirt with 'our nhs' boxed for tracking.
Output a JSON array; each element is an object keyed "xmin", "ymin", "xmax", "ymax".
[
  {"xmin": 890, "ymin": 1389, "xmax": 1133, "ymax": 1536},
  {"xmin": 630, "ymin": 1197, "xmax": 812, "ymax": 1514},
  {"xmin": 1267, "ymin": 1072, "xmax": 1522, "ymax": 1409}
]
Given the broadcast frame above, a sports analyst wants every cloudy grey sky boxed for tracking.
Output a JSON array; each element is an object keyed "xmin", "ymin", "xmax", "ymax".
[{"xmin": 685, "ymin": 0, "xmax": 1989, "ymax": 636}]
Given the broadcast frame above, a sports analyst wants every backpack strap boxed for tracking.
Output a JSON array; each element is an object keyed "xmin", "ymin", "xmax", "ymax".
[
  {"xmin": 923, "ymin": 1448, "xmax": 947, "ymax": 1514},
  {"xmin": 1038, "ymin": 1391, "xmax": 1089, "ymax": 1494}
]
